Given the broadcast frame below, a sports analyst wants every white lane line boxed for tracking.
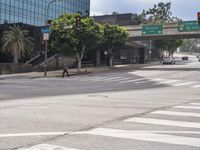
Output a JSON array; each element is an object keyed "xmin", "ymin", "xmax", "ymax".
[
  {"xmin": 150, "ymin": 78, "xmax": 165, "ymax": 81},
  {"xmin": 174, "ymin": 105, "xmax": 200, "ymax": 110},
  {"xmin": 91, "ymin": 77, "xmax": 132, "ymax": 82},
  {"xmin": 154, "ymin": 80, "xmax": 179, "ymax": 85},
  {"xmin": 152, "ymin": 110, "xmax": 200, "ymax": 117},
  {"xmin": 191, "ymin": 85, "xmax": 200, "ymax": 88},
  {"xmin": 119, "ymin": 78, "xmax": 145, "ymax": 83},
  {"xmin": 84, "ymin": 128, "xmax": 200, "ymax": 147},
  {"xmin": 135, "ymin": 80, "xmax": 151, "ymax": 84},
  {"xmin": 189, "ymin": 103, "xmax": 200, "ymax": 106},
  {"xmin": 69, "ymin": 76, "xmax": 89, "ymax": 80},
  {"xmin": 0, "ymin": 132, "xmax": 68, "ymax": 138},
  {"xmin": 79, "ymin": 77, "xmax": 109, "ymax": 81},
  {"xmin": 172, "ymin": 82, "xmax": 196, "ymax": 86},
  {"xmin": 20, "ymin": 144, "xmax": 80, "ymax": 150},
  {"xmin": 125, "ymin": 117, "xmax": 200, "ymax": 128},
  {"xmin": 78, "ymin": 76, "xmax": 103, "ymax": 81}
]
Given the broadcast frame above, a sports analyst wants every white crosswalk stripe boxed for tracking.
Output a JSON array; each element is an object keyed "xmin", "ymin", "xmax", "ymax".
[
  {"xmin": 119, "ymin": 78, "xmax": 145, "ymax": 83},
  {"xmin": 20, "ymin": 144, "xmax": 80, "ymax": 150},
  {"xmin": 174, "ymin": 105, "xmax": 200, "ymax": 110},
  {"xmin": 172, "ymin": 81, "xmax": 196, "ymax": 86},
  {"xmin": 191, "ymin": 85, "xmax": 200, "ymax": 88},
  {"xmin": 84, "ymin": 128, "xmax": 200, "ymax": 147},
  {"xmin": 152, "ymin": 110, "xmax": 200, "ymax": 117},
  {"xmin": 154, "ymin": 80, "xmax": 179, "ymax": 85},
  {"xmin": 190, "ymin": 103, "xmax": 200, "ymax": 106},
  {"xmin": 125, "ymin": 117, "xmax": 200, "ymax": 128}
]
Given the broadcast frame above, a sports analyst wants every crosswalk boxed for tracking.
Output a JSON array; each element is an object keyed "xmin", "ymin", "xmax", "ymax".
[
  {"xmin": 22, "ymin": 101, "xmax": 200, "ymax": 149},
  {"xmin": 54, "ymin": 75, "xmax": 200, "ymax": 89},
  {"xmin": 81, "ymin": 101, "xmax": 200, "ymax": 148}
]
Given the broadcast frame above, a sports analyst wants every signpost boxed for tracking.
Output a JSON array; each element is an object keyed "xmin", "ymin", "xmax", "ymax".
[
  {"xmin": 41, "ymin": 27, "xmax": 52, "ymax": 34},
  {"xmin": 142, "ymin": 24, "xmax": 163, "ymax": 35},
  {"xmin": 178, "ymin": 21, "xmax": 200, "ymax": 32}
]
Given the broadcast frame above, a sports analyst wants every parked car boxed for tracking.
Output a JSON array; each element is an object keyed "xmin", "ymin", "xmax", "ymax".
[
  {"xmin": 198, "ymin": 57, "xmax": 200, "ymax": 62},
  {"xmin": 163, "ymin": 57, "xmax": 175, "ymax": 65}
]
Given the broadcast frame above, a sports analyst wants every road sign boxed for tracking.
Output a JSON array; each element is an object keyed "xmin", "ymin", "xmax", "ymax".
[
  {"xmin": 41, "ymin": 27, "xmax": 52, "ymax": 33},
  {"xmin": 43, "ymin": 33, "xmax": 49, "ymax": 41},
  {"xmin": 178, "ymin": 21, "xmax": 200, "ymax": 32},
  {"xmin": 64, "ymin": 25, "xmax": 73, "ymax": 30},
  {"xmin": 142, "ymin": 24, "xmax": 163, "ymax": 35}
]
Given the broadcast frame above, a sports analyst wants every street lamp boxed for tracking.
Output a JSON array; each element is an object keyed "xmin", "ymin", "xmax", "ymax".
[
  {"xmin": 104, "ymin": 51, "xmax": 108, "ymax": 66},
  {"xmin": 149, "ymin": 40, "xmax": 152, "ymax": 64},
  {"xmin": 44, "ymin": 0, "xmax": 62, "ymax": 77}
]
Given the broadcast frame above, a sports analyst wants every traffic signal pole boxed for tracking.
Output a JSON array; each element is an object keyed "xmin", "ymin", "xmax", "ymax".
[{"xmin": 198, "ymin": 12, "xmax": 200, "ymax": 25}]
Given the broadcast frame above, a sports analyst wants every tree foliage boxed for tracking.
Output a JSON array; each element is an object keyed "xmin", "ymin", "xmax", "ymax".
[
  {"xmin": 1, "ymin": 26, "xmax": 33, "ymax": 63},
  {"xmin": 50, "ymin": 13, "xmax": 102, "ymax": 72},
  {"xmin": 50, "ymin": 13, "xmax": 128, "ymax": 70},
  {"xmin": 102, "ymin": 24, "xmax": 129, "ymax": 67},
  {"xmin": 137, "ymin": 2, "xmax": 184, "ymax": 57}
]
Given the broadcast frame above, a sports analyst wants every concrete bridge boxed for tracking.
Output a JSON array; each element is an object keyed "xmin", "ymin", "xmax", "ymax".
[{"xmin": 125, "ymin": 23, "xmax": 200, "ymax": 41}]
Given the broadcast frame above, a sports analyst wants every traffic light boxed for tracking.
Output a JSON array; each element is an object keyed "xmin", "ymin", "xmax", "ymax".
[
  {"xmin": 75, "ymin": 16, "xmax": 81, "ymax": 28},
  {"xmin": 198, "ymin": 12, "xmax": 200, "ymax": 25}
]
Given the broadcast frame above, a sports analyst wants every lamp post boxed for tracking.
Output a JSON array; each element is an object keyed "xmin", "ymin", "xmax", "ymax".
[
  {"xmin": 149, "ymin": 40, "xmax": 152, "ymax": 64},
  {"xmin": 44, "ymin": 0, "xmax": 62, "ymax": 77}
]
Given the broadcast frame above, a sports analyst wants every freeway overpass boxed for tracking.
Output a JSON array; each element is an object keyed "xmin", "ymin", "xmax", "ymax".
[{"xmin": 125, "ymin": 22, "xmax": 200, "ymax": 41}]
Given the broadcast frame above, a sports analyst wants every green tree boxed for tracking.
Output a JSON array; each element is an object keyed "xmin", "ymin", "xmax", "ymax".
[
  {"xmin": 102, "ymin": 24, "xmax": 129, "ymax": 68},
  {"xmin": 145, "ymin": 2, "xmax": 172, "ymax": 24},
  {"xmin": 138, "ymin": 2, "xmax": 184, "ymax": 57},
  {"xmin": 156, "ymin": 39, "xmax": 184, "ymax": 57},
  {"xmin": 1, "ymin": 26, "xmax": 33, "ymax": 63},
  {"xmin": 51, "ymin": 13, "xmax": 102, "ymax": 72}
]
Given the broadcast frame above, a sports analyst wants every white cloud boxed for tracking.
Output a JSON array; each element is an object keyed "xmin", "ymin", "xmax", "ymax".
[{"xmin": 90, "ymin": 0, "xmax": 200, "ymax": 20}]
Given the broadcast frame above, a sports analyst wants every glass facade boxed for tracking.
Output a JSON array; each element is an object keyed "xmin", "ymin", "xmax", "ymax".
[{"xmin": 0, "ymin": 0, "xmax": 90, "ymax": 26}]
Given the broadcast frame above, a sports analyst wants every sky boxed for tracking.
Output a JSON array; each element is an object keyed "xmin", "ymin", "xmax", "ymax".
[{"xmin": 90, "ymin": 0, "xmax": 200, "ymax": 21}]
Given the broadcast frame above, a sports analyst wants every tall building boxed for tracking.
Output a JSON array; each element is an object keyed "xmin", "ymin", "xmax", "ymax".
[{"xmin": 0, "ymin": 0, "xmax": 90, "ymax": 26}]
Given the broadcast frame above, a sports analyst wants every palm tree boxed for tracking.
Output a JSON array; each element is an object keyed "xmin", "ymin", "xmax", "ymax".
[{"xmin": 1, "ymin": 26, "xmax": 34, "ymax": 63}]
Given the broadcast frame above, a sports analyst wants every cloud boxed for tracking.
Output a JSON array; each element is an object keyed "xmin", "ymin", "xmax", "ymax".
[{"xmin": 90, "ymin": 0, "xmax": 200, "ymax": 20}]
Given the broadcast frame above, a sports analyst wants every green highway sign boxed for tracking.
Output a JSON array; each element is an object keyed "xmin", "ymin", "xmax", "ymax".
[
  {"xmin": 142, "ymin": 24, "xmax": 163, "ymax": 35},
  {"xmin": 178, "ymin": 21, "xmax": 200, "ymax": 32}
]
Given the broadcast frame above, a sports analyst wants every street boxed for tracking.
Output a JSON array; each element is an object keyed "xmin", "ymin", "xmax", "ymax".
[{"xmin": 0, "ymin": 56, "xmax": 200, "ymax": 150}]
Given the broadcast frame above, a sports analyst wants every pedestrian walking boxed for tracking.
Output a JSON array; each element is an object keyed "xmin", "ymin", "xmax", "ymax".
[{"xmin": 62, "ymin": 64, "xmax": 70, "ymax": 77}]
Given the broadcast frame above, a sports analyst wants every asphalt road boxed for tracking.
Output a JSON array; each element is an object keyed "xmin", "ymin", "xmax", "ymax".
[{"xmin": 0, "ymin": 56, "xmax": 200, "ymax": 150}]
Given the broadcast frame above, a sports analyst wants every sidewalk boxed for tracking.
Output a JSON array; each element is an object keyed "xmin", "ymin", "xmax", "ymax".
[{"xmin": 0, "ymin": 62, "xmax": 161, "ymax": 80}]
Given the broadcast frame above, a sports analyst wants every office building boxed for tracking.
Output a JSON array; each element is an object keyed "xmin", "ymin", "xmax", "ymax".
[{"xmin": 0, "ymin": 0, "xmax": 90, "ymax": 26}]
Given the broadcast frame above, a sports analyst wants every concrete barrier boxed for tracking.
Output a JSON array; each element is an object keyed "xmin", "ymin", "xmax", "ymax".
[{"xmin": 0, "ymin": 63, "xmax": 32, "ymax": 75}]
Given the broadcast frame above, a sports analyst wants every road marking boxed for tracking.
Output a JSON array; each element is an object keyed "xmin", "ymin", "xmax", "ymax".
[
  {"xmin": 100, "ymin": 77, "xmax": 126, "ymax": 81},
  {"xmin": 79, "ymin": 76, "xmax": 109, "ymax": 81},
  {"xmin": 0, "ymin": 132, "xmax": 68, "ymax": 138},
  {"xmin": 78, "ymin": 76, "xmax": 103, "ymax": 81},
  {"xmin": 20, "ymin": 144, "xmax": 79, "ymax": 150},
  {"xmin": 96, "ymin": 77, "xmax": 132, "ymax": 82},
  {"xmin": 84, "ymin": 128, "xmax": 200, "ymax": 147},
  {"xmin": 125, "ymin": 117, "xmax": 200, "ymax": 128},
  {"xmin": 70, "ymin": 76, "xmax": 90, "ymax": 80},
  {"xmin": 150, "ymin": 78, "xmax": 166, "ymax": 81},
  {"xmin": 191, "ymin": 85, "xmax": 200, "ymax": 88},
  {"xmin": 119, "ymin": 78, "xmax": 145, "ymax": 83},
  {"xmin": 152, "ymin": 110, "xmax": 200, "ymax": 117},
  {"xmin": 135, "ymin": 80, "xmax": 151, "ymax": 84},
  {"xmin": 172, "ymin": 82, "xmax": 196, "ymax": 86},
  {"xmin": 174, "ymin": 105, "xmax": 200, "ymax": 110},
  {"xmin": 189, "ymin": 103, "xmax": 200, "ymax": 106},
  {"xmin": 154, "ymin": 80, "xmax": 179, "ymax": 85}
]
